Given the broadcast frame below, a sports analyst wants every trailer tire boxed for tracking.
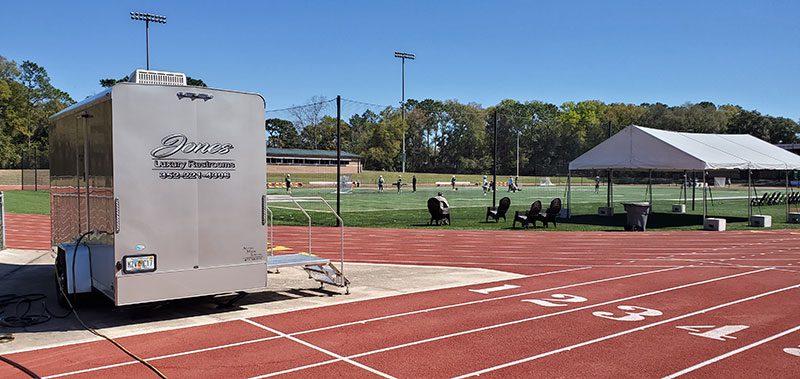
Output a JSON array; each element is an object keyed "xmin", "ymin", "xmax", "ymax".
[{"xmin": 54, "ymin": 251, "xmax": 70, "ymax": 309}]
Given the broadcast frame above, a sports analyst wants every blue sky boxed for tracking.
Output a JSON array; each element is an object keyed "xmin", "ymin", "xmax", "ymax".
[{"xmin": 2, "ymin": 0, "xmax": 798, "ymax": 119}]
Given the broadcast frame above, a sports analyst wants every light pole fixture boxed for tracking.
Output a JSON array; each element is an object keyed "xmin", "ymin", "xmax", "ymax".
[
  {"xmin": 394, "ymin": 51, "xmax": 415, "ymax": 173},
  {"xmin": 130, "ymin": 12, "xmax": 167, "ymax": 70}
]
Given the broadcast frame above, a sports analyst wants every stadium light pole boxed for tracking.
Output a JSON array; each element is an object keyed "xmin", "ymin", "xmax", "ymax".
[
  {"xmin": 394, "ymin": 51, "xmax": 415, "ymax": 173},
  {"xmin": 130, "ymin": 12, "xmax": 167, "ymax": 70},
  {"xmin": 516, "ymin": 131, "xmax": 521, "ymax": 181}
]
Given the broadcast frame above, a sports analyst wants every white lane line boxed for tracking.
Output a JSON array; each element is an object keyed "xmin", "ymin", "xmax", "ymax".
[
  {"xmin": 42, "ymin": 334, "xmax": 285, "ymax": 378},
  {"xmin": 663, "ymin": 324, "xmax": 800, "ymax": 378},
  {"xmin": 246, "ymin": 268, "xmax": 772, "ymax": 378},
  {"xmin": 520, "ymin": 266, "xmax": 590, "ymax": 277},
  {"xmin": 290, "ymin": 267, "xmax": 683, "ymax": 337},
  {"xmin": 455, "ymin": 278, "xmax": 799, "ymax": 378},
  {"xmin": 469, "ymin": 284, "xmax": 521, "ymax": 294},
  {"xmin": 661, "ymin": 257, "xmax": 800, "ymax": 274},
  {"xmin": 241, "ymin": 319, "xmax": 396, "ymax": 379},
  {"xmin": 46, "ymin": 266, "xmax": 672, "ymax": 377},
  {"xmin": 5, "ymin": 266, "xmax": 585, "ymax": 356}
]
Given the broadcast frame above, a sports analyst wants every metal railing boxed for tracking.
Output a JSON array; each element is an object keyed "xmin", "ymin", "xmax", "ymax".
[{"xmin": 266, "ymin": 195, "xmax": 345, "ymax": 276}]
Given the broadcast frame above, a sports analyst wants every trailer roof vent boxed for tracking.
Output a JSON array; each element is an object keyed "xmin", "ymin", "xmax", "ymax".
[{"xmin": 129, "ymin": 69, "xmax": 187, "ymax": 86}]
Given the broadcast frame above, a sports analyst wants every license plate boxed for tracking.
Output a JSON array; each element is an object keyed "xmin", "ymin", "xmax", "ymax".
[{"xmin": 123, "ymin": 254, "xmax": 157, "ymax": 274}]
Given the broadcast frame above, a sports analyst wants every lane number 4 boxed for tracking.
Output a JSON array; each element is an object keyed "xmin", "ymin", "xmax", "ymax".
[
  {"xmin": 676, "ymin": 325, "xmax": 749, "ymax": 341},
  {"xmin": 522, "ymin": 294, "xmax": 588, "ymax": 307},
  {"xmin": 592, "ymin": 305, "xmax": 663, "ymax": 321}
]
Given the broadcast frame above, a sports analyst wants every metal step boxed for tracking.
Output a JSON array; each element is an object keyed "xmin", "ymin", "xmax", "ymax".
[
  {"xmin": 267, "ymin": 254, "xmax": 329, "ymax": 269},
  {"xmin": 304, "ymin": 263, "xmax": 350, "ymax": 294}
]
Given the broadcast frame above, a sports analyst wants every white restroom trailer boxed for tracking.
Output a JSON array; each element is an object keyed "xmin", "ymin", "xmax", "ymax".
[{"xmin": 49, "ymin": 71, "xmax": 347, "ymax": 306}]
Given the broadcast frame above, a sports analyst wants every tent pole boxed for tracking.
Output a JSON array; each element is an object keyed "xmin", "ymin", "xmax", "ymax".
[
  {"xmin": 786, "ymin": 170, "xmax": 790, "ymax": 223},
  {"xmin": 648, "ymin": 169, "xmax": 653, "ymax": 204},
  {"xmin": 748, "ymin": 169, "xmax": 752, "ymax": 221},
  {"xmin": 607, "ymin": 169, "xmax": 613, "ymax": 208},
  {"xmin": 567, "ymin": 171, "xmax": 572, "ymax": 219},
  {"xmin": 688, "ymin": 171, "xmax": 692, "ymax": 211},
  {"xmin": 702, "ymin": 170, "xmax": 707, "ymax": 223}
]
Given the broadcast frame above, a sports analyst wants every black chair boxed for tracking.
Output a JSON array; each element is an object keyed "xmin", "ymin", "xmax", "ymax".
[
  {"xmin": 427, "ymin": 197, "xmax": 450, "ymax": 226},
  {"xmin": 513, "ymin": 200, "xmax": 542, "ymax": 229},
  {"xmin": 535, "ymin": 198, "xmax": 562, "ymax": 228},
  {"xmin": 751, "ymin": 192, "xmax": 769, "ymax": 206},
  {"xmin": 486, "ymin": 197, "xmax": 511, "ymax": 222}
]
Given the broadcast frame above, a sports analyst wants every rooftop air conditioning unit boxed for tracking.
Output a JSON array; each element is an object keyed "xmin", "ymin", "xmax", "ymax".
[{"xmin": 129, "ymin": 69, "xmax": 187, "ymax": 86}]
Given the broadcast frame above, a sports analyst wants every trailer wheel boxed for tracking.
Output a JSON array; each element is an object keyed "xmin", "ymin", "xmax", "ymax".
[{"xmin": 54, "ymin": 251, "xmax": 70, "ymax": 309}]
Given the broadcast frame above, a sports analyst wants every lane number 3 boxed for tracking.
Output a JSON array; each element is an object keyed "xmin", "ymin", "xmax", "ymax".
[
  {"xmin": 522, "ymin": 294, "xmax": 588, "ymax": 307},
  {"xmin": 592, "ymin": 305, "xmax": 663, "ymax": 321}
]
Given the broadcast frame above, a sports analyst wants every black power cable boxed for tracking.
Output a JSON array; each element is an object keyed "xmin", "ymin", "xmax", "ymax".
[
  {"xmin": 0, "ymin": 354, "xmax": 41, "ymax": 378},
  {"xmin": 0, "ymin": 294, "xmax": 72, "ymax": 328},
  {"xmin": 0, "ymin": 232, "xmax": 168, "ymax": 378},
  {"xmin": 63, "ymin": 231, "xmax": 168, "ymax": 379}
]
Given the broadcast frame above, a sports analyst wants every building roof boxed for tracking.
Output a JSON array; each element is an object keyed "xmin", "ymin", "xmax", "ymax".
[
  {"xmin": 569, "ymin": 125, "xmax": 800, "ymax": 171},
  {"xmin": 266, "ymin": 147, "xmax": 360, "ymax": 159}
]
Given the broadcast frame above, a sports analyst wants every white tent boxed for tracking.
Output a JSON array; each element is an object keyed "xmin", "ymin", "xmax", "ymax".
[
  {"xmin": 566, "ymin": 125, "xmax": 800, "ymax": 224},
  {"xmin": 569, "ymin": 125, "xmax": 800, "ymax": 171}
]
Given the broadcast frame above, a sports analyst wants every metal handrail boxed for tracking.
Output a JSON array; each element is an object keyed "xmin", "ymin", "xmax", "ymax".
[{"xmin": 266, "ymin": 195, "xmax": 345, "ymax": 277}]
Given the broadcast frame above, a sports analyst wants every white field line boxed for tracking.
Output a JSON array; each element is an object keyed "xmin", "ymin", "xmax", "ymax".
[
  {"xmin": 455, "ymin": 279, "xmax": 799, "ymax": 378},
  {"xmin": 46, "ymin": 266, "xmax": 677, "ymax": 378},
  {"xmin": 662, "ymin": 324, "xmax": 800, "ymax": 378},
  {"xmin": 244, "ymin": 268, "xmax": 772, "ymax": 378},
  {"xmin": 241, "ymin": 319, "xmax": 396, "ymax": 379}
]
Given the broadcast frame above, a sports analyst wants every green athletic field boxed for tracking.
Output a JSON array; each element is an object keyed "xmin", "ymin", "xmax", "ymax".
[
  {"xmin": 4, "ymin": 183, "xmax": 798, "ymax": 231},
  {"xmin": 267, "ymin": 183, "xmax": 800, "ymax": 231}
]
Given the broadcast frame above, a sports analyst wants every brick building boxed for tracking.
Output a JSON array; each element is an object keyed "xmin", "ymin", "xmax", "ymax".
[{"xmin": 266, "ymin": 148, "xmax": 362, "ymax": 174}]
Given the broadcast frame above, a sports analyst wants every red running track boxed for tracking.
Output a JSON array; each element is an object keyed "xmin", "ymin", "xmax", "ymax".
[
  {"xmin": 3, "ymin": 217, "xmax": 800, "ymax": 377},
  {"xmin": 2, "ymin": 213, "xmax": 50, "ymax": 250}
]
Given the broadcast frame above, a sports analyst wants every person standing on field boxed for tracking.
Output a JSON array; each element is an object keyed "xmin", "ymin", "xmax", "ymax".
[
  {"xmin": 412, "ymin": 175, "xmax": 417, "ymax": 192},
  {"xmin": 595, "ymin": 175, "xmax": 601, "ymax": 194},
  {"xmin": 285, "ymin": 174, "xmax": 292, "ymax": 193},
  {"xmin": 482, "ymin": 175, "xmax": 489, "ymax": 195},
  {"xmin": 396, "ymin": 175, "xmax": 403, "ymax": 194},
  {"xmin": 451, "ymin": 175, "xmax": 457, "ymax": 191},
  {"xmin": 378, "ymin": 175, "xmax": 385, "ymax": 192}
]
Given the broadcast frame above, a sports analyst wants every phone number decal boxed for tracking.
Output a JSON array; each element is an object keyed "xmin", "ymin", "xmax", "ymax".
[{"xmin": 159, "ymin": 171, "xmax": 231, "ymax": 180}]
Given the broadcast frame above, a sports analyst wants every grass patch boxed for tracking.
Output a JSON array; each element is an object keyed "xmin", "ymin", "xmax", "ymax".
[
  {"xmin": 2, "ymin": 190, "xmax": 50, "ymax": 215},
  {"xmin": 269, "ymin": 184, "xmax": 800, "ymax": 231},
  {"xmin": 5, "ymin": 184, "xmax": 798, "ymax": 231}
]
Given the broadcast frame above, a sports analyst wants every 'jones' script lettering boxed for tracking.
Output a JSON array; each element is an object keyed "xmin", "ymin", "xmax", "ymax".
[{"xmin": 150, "ymin": 134, "xmax": 234, "ymax": 158}]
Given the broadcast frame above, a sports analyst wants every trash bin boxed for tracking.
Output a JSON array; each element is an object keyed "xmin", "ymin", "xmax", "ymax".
[{"xmin": 622, "ymin": 202, "xmax": 651, "ymax": 231}]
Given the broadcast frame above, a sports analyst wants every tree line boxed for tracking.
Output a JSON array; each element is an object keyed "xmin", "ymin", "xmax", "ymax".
[
  {"xmin": 0, "ymin": 56, "xmax": 74, "ymax": 168},
  {"xmin": 2, "ymin": 55, "xmax": 798, "ymax": 175},
  {"xmin": 268, "ymin": 98, "xmax": 800, "ymax": 175}
]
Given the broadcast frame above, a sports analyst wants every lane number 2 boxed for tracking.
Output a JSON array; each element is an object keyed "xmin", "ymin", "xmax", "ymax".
[
  {"xmin": 676, "ymin": 325, "xmax": 749, "ymax": 341},
  {"xmin": 522, "ymin": 294, "xmax": 588, "ymax": 307},
  {"xmin": 592, "ymin": 305, "xmax": 663, "ymax": 321}
]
